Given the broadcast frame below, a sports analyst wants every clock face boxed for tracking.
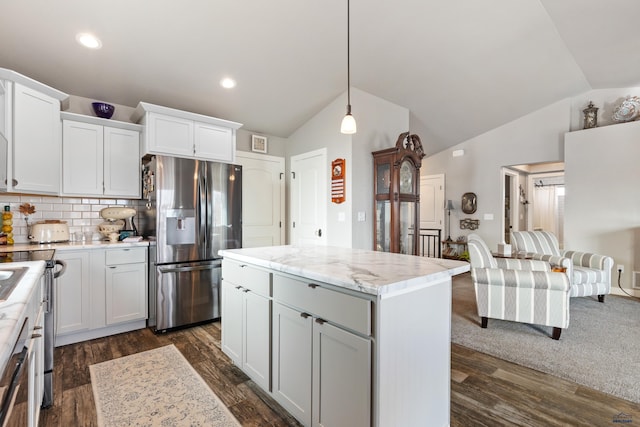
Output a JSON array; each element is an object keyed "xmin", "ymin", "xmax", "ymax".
[
  {"xmin": 399, "ymin": 160, "xmax": 413, "ymax": 193},
  {"xmin": 333, "ymin": 164, "xmax": 342, "ymax": 176}
]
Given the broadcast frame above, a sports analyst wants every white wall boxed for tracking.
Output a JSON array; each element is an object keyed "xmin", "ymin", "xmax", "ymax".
[
  {"xmin": 421, "ymin": 99, "xmax": 571, "ymax": 250},
  {"xmin": 565, "ymin": 120, "xmax": 640, "ymax": 295},
  {"xmin": 286, "ymin": 88, "xmax": 409, "ymax": 249}
]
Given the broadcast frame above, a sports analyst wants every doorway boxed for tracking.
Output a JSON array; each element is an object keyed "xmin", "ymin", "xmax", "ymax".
[{"xmin": 502, "ymin": 162, "xmax": 565, "ymax": 248}]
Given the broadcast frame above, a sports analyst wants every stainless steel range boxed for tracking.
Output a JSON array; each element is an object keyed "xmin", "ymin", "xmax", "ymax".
[{"xmin": 0, "ymin": 249, "xmax": 66, "ymax": 408}]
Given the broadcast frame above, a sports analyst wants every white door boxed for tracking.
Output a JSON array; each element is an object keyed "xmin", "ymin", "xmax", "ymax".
[
  {"xmin": 236, "ymin": 152, "xmax": 285, "ymax": 247},
  {"xmin": 290, "ymin": 149, "xmax": 327, "ymax": 245},
  {"xmin": 419, "ymin": 174, "xmax": 444, "ymax": 229},
  {"xmin": 419, "ymin": 174, "xmax": 444, "ymax": 256}
]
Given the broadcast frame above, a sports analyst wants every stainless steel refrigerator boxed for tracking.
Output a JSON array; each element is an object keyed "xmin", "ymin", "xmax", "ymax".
[{"xmin": 141, "ymin": 155, "xmax": 242, "ymax": 332}]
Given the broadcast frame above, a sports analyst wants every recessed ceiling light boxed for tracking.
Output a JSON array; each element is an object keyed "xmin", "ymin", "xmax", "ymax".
[
  {"xmin": 76, "ymin": 32, "xmax": 102, "ymax": 49},
  {"xmin": 220, "ymin": 78, "xmax": 236, "ymax": 89}
]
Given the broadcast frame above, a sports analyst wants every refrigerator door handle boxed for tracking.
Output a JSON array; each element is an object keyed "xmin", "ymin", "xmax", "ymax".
[
  {"xmin": 198, "ymin": 170, "xmax": 207, "ymax": 251},
  {"xmin": 159, "ymin": 264, "xmax": 221, "ymax": 274}
]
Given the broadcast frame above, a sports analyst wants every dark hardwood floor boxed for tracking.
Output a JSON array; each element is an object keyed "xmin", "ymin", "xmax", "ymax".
[{"xmin": 40, "ymin": 320, "xmax": 639, "ymax": 426}]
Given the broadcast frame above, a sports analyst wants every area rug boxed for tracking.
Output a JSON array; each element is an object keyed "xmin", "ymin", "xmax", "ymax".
[
  {"xmin": 90, "ymin": 344, "xmax": 241, "ymax": 427},
  {"xmin": 452, "ymin": 273, "xmax": 640, "ymax": 403}
]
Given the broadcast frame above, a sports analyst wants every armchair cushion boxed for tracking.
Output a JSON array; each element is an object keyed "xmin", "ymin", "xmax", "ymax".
[{"xmin": 511, "ymin": 231, "xmax": 613, "ymax": 299}]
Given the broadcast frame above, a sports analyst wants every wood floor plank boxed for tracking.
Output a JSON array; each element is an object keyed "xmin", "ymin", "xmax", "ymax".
[{"xmin": 42, "ymin": 322, "xmax": 640, "ymax": 426}]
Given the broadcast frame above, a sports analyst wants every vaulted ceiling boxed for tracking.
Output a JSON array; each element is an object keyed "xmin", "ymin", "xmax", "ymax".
[{"xmin": 1, "ymin": 0, "xmax": 638, "ymax": 156}]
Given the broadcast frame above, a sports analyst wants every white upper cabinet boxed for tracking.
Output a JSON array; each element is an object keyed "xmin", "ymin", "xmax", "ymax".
[
  {"xmin": 61, "ymin": 113, "xmax": 141, "ymax": 198},
  {"xmin": 132, "ymin": 102, "xmax": 242, "ymax": 163},
  {"xmin": 0, "ymin": 69, "xmax": 68, "ymax": 194}
]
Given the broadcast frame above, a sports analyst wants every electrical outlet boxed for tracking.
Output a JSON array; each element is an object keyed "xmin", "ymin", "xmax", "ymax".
[{"xmin": 617, "ymin": 264, "xmax": 624, "ymax": 273}]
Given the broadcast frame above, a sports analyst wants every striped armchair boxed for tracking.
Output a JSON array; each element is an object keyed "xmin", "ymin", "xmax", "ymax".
[
  {"xmin": 467, "ymin": 233, "xmax": 571, "ymax": 340},
  {"xmin": 510, "ymin": 231, "xmax": 613, "ymax": 302}
]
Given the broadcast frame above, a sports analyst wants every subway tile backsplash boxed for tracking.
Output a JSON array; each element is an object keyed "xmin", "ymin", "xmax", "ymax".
[{"xmin": 0, "ymin": 194, "xmax": 145, "ymax": 243}]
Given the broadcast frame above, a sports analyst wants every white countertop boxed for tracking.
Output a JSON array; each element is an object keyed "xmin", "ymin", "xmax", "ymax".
[
  {"xmin": 0, "ymin": 240, "xmax": 150, "ymax": 253},
  {"xmin": 0, "ymin": 261, "xmax": 45, "ymax": 374},
  {"xmin": 219, "ymin": 245, "xmax": 469, "ymax": 296}
]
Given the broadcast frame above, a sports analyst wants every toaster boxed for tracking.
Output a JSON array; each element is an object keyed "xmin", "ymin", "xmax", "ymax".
[{"xmin": 29, "ymin": 222, "xmax": 70, "ymax": 243}]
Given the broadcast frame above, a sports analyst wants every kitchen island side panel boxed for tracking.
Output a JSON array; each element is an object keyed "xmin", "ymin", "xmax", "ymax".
[{"xmin": 375, "ymin": 276, "xmax": 451, "ymax": 427}]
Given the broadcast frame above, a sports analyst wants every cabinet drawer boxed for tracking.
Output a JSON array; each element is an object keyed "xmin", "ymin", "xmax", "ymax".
[
  {"xmin": 222, "ymin": 259, "xmax": 271, "ymax": 296},
  {"xmin": 105, "ymin": 247, "xmax": 147, "ymax": 265},
  {"xmin": 273, "ymin": 275, "xmax": 371, "ymax": 336}
]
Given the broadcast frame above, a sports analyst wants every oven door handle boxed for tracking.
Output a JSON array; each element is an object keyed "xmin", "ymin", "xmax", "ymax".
[
  {"xmin": 53, "ymin": 259, "xmax": 67, "ymax": 279},
  {"xmin": 0, "ymin": 346, "xmax": 28, "ymax": 425}
]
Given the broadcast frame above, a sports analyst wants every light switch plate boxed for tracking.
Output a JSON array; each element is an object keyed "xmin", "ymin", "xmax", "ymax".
[{"xmin": 357, "ymin": 212, "xmax": 366, "ymax": 222}]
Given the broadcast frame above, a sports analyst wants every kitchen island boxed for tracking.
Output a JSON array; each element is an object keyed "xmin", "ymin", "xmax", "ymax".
[{"xmin": 219, "ymin": 245, "xmax": 469, "ymax": 427}]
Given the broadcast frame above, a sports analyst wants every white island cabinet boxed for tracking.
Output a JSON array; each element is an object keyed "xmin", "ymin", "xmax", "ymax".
[{"xmin": 219, "ymin": 245, "xmax": 469, "ymax": 427}]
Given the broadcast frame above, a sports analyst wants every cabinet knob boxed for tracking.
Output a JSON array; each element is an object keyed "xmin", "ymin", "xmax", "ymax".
[
  {"xmin": 300, "ymin": 312, "xmax": 310, "ymax": 319},
  {"xmin": 32, "ymin": 334, "xmax": 43, "ymax": 339},
  {"xmin": 315, "ymin": 318, "xmax": 326, "ymax": 325},
  {"xmin": 308, "ymin": 283, "xmax": 318, "ymax": 289}
]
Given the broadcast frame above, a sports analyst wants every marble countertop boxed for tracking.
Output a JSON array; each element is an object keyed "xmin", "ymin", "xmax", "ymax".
[
  {"xmin": 0, "ymin": 261, "xmax": 46, "ymax": 375},
  {"xmin": 219, "ymin": 245, "xmax": 470, "ymax": 296},
  {"xmin": 0, "ymin": 240, "xmax": 150, "ymax": 253}
]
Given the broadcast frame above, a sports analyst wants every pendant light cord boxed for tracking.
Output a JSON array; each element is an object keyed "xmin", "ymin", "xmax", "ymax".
[{"xmin": 346, "ymin": 0, "xmax": 351, "ymax": 108}]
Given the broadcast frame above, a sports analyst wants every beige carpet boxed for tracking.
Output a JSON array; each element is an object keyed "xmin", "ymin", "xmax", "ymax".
[
  {"xmin": 90, "ymin": 345, "xmax": 241, "ymax": 427},
  {"xmin": 452, "ymin": 273, "xmax": 640, "ymax": 403}
]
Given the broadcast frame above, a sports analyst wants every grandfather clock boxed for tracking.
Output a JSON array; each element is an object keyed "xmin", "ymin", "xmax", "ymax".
[{"xmin": 372, "ymin": 132, "xmax": 425, "ymax": 254}]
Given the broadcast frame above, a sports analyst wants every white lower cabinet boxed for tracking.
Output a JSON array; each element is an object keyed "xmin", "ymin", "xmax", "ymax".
[
  {"xmin": 55, "ymin": 251, "xmax": 91, "ymax": 335},
  {"xmin": 221, "ymin": 259, "xmax": 372, "ymax": 427},
  {"xmin": 105, "ymin": 249, "xmax": 147, "ymax": 325},
  {"xmin": 55, "ymin": 246, "xmax": 148, "ymax": 346},
  {"xmin": 272, "ymin": 302, "xmax": 312, "ymax": 423},
  {"xmin": 221, "ymin": 259, "xmax": 271, "ymax": 391},
  {"xmin": 272, "ymin": 276, "xmax": 372, "ymax": 427}
]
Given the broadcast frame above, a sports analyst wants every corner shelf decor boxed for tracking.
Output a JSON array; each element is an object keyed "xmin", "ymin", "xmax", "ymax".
[{"xmin": 372, "ymin": 132, "xmax": 425, "ymax": 255}]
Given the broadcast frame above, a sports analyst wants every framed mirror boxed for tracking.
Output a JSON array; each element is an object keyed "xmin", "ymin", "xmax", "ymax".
[{"xmin": 461, "ymin": 192, "xmax": 477, "ymax": 214}]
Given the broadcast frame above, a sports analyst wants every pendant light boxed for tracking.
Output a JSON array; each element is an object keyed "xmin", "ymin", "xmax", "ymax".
[{"xmin": 340, "ymin": 0, "xmax": 357, "ymax": 134}]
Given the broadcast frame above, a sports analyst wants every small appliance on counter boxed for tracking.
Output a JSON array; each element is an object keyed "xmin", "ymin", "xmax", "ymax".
[
  {"xmin": 99, "ymin": 207, "xmax": 137, "ymax": 240},
  {"xmin": 28, "ymin": 220, "xmax": 70, "ymax": 244}
]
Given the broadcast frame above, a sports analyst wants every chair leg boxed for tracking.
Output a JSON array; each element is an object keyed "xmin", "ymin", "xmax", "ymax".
[
  {"xmin": 598, "ymin": 294, "xmax": 605, "ymax": 303},
  {"xmin": 552, "ymin": 327, "xmax": 562, "ymax": 340},
  {"xmin": 481, "ymin": 317, "xmax": 488, "ymax": 328}
]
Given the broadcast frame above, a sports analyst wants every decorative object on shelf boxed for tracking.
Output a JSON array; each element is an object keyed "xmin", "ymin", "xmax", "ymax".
[
  {"xmin": 582, "ymin": 101, "xmax": 598, "ymax": 129},
  {"xmin": 456, "ymin": 236, "xmax": 467, "ymax": 243},
  {"xmin": 331, "ymin": 158, "xmax": 346, "ymax": 204},
  {"xmin": 445, "ymin": 199, "xmax": 455, "ymax": 241},
  {"xmin": 1, "ymin": 206, "xmax": 13, "ymax": 245},
  {"xmin": 460, "ymin": 218, "xmax": 479, "ymax": 230},
  {"xmin": 251, "ymin": 134, "xmax": 267, "ymax": 153},
  {"xmin": 461, "ymin": 192, "xmax": 477, "ymax": 214},
  {"xmin": 612, "ymin": 96, "xmax": 640, "ymax": 123},
  {"xmin": 340, "ymin": 0, "xmax": 356, "ymax": 134},
  {"xmin": 92, "ymin": 102, "xmax": 115, "ymax": 119},
  {"xmin": 19, "ymin": 202, "xmax": 36, "ymax": 239}
]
